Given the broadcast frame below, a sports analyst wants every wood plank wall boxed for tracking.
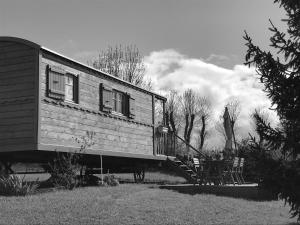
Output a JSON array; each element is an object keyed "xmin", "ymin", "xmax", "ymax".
[
  {"xmin": 0, "ymin": 41, "xmax": 37, "ymax": 151},
  {"xmin": 39, "ymin": 54, "xmax": 154, "ymax": 156}
]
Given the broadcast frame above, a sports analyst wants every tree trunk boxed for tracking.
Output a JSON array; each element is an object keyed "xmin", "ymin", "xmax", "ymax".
[
  {"xmin": 199, "ymin": 115, "xmax": 206, "ymax": 150},
  {"xmin": 169, "ymin": 111, "xmax": 177, "ymax": 134},
  {"xmin": 165, "ymin": 111, "xmax": 170, "ymax": 130},
  {"xmin": 184, "ymin": 114, "xmax": 189, "ymax": 142},
  {"xmin": 186, "ymin": 114, "xmax": 195, "ymax": 145}
]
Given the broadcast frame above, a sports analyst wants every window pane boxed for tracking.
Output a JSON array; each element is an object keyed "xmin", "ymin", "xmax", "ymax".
[
  {"xmin": 66, "ymin": 75, "xmax": 73, "ymax": 85},
  {"xmin": 112, "ymin": 90, "xmax": 127, "ymax": 114},
  {"xmin": 65, "ymin": 74, "xmax": 74, "ymax": 102},
  {"xmin": 65, "ymin": 84, "xmax": 73, "ymax": 101}
]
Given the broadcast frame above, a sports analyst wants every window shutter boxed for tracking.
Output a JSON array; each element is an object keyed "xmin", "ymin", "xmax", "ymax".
[
  {"xmin": 47, "ymin": 65, "xmax": 65, "ymax": 100},
  {"xmin": 73, "ymin": 75, "xmax": 79, "ymax": 104},
  {"xmin": 128, "ymin": 94, "xmax": 136, "ymax": 119},
  {"xmin": 100, "ymin": 83, "xmax": 112, "ymax": 112}
]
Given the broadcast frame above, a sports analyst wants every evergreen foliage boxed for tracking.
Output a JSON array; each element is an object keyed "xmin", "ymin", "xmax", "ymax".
[{"xmin": 244, "ymin": 0, "xmax": 300, "ymax": 221}]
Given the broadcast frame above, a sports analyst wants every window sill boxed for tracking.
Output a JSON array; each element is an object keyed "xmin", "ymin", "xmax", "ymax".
[
  {"xmin": 111, "ymin": 111, "xmax": 127, "ymax": 119},
  {"xmin": 64, "ymin": 100, "xmax": 79, "ymax": 106}
]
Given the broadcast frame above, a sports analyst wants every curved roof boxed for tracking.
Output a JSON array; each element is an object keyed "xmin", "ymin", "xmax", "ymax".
[
  {"xmin": 0, "ymin": 36, "xmax": 40, "ymax": 49},
  {"xmin": 0, "ymin": 36, "xmax": 166, "ymax": 100}
]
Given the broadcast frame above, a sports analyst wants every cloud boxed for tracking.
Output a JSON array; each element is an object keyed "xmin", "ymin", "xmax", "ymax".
[
  {"xmin": 144, "ymin": 49, "xmax": 278, "ymax": 148},
  {"xmin": 205, "ymin": 54, "xmax": 240, "ymax": 68}
]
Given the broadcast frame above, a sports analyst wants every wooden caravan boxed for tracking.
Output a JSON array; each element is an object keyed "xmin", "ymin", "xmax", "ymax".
[{"xmin": 0, "ymin": 37, "xmax": 173, "ymax": 175}]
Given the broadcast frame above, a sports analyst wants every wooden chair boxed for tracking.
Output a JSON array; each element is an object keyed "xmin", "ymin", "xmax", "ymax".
[
  {"xmin": 237, "ymin": 158, "xmax": 245, "ymax": 184},
  {"xmin": 194, "ymin": 158, "xmax": 210, "ymax": 185},
  {"xmin": 232, "ymin": 157, "xmax": 242, "ymax": 185},
  {"xmin": 192, "ymin": 158, "xmax": 200, "ymax": 172},
  {"xmin": 223, "ymin": 157, "xmax": 240, "ymax": 185}
]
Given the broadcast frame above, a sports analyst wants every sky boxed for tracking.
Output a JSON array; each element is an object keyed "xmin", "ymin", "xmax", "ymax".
[{"xmin": 0, "ymin": 0, "xmax": 287, "ymax": 148}]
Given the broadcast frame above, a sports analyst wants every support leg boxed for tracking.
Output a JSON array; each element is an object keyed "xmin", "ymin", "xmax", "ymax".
[
  {"xmin": 133, "ymin": 166, "xmax": 145, "ymax": 183},
  {"xmin": 0, "ymin": 161, "xmax": 14, "ymax": 178}
]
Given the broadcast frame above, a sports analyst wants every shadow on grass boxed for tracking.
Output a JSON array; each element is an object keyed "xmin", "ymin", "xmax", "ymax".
[{"xmin": 157, "ymin": 184, "xmax": 278, "ymax": 201}]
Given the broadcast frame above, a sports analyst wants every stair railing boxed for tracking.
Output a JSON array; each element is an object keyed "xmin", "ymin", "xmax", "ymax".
[
  {"xmin": 173, "ymin": 133, "xmax": 206, "ymax": 159},
  {"xmin": 154, "ymin": 128, "xmax": 207, "ymax": 159}
]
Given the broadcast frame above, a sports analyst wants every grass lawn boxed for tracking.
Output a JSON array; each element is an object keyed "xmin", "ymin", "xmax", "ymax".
[
  {"xmin": 21, "ymin": 171, "xmax": 187, "ymax": 184},
  {"xmin": 0, "ymin": 184, "xmax": 297, "ymax": 225},
  {"xmin": 115, "ymin": 171, "xmax": 187, "ymax": 184}
]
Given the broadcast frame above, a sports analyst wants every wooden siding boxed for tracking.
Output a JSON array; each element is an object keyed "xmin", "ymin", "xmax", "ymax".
[
  {"xmin": 39, "ymin": 54, "xmax": 155, "ymax": 156},
  {"xmin": 0, "ymin": 41, "xmax": 37, "ymax": 151}
]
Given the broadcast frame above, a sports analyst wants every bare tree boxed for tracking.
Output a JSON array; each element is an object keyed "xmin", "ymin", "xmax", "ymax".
[
  {"xmin": 181, "ymin": 89, "xmax": 197, "ymax": 145},
  {"xmin": 165, "ymin": 90, "xmax": 182, "ymax": 134},
  {"xmin": 90, "ymin": 45, "xmax": 151, "ymax": 89},
  {"xmin": 154, "ymin": 98, "xmax": 164, "ymax": 126},
  {"xmin": 215, "ymin": 119, "xmax": 227, "ymax": 144},
  {"xmin": 196, "ymin": 96, "xmax": 212, "ymax": 151}
]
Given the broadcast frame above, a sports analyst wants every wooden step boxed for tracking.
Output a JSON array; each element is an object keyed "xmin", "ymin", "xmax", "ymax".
[
  {"xmin": 179, "ymin": 165, "xmax": 188, "ymax": 168},
  {"xmin": 166, "ymin": 158, "xmax": 199, "ymax": 183}
]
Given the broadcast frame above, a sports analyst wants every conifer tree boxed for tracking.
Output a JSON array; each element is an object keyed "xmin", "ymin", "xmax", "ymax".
[
  {"xmin": 244, "ymin": 0, "xmax": 300, "ymax": 159},
  {"xmin": 244, "ymin": 0, "xmax": 300, "ymax": 221}
]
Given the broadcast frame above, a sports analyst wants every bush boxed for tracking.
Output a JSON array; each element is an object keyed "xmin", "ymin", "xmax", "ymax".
[
  {"xmin": 46, "ymin": 152, "xmax": 80, "ymax": 190},
  {"xmin": 260, "ymin": 159, "xmax": 300, "ymax": 221},
  {"xmin": 0, "ymin": 175, "xmax": 39, "ymax": 196},
  {"xmin": 103, "ymin": 174, "xmax": 119, "ymax": 186}
]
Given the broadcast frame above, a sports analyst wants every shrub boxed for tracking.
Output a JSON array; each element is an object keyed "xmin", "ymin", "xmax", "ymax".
[
  {"xmin": 260, "ymin": 159, "xmax": 300, "ymax": 221},
  {"xmin": 103, "ymin": 174, "xmax": 119, "ymax": 186},
  {"xmin": 83, "ymin": 174, "xmax": 102, "ymax": 186},
  {"xmin": 0, "ymin": 175, "xmax": 39, "ymax": 196},
  {"xmin": 47, "ymin": 152, "xmax": 80, "ymax": 190}
]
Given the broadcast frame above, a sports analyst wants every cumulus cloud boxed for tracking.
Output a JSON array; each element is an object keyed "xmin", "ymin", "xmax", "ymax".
[{"xmin": 144, "ymin": 49, "xmax": 278, "ymax": 148}]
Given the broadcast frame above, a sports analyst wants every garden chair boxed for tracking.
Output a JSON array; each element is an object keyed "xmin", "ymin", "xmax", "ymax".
[
  {"xmin": 232, "ymin": 157, "xmax": 242, "ymax": 185},
  {"xmin": 192, "ymin": 158, "xmax": 200, "ymax": 172},
  {"xmin": 237, "ymin": 158, "xmax": 245, "ymax": 184},
  {"xmin": 196, "ymin": 159, "xmax": 210, "ymax": 185},
  {"xmin": 222, "ymin": 157, "xmax": 240, "ymax": 185}
]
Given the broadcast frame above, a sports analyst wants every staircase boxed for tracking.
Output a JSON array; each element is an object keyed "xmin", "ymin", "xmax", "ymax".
[
  {"xmin": 155, "ymin": 131, "xmax": 206, "ymax": 184},
  {"xmin": 166, "ymin": 157, "xmax": 199, "ymax": 184}
]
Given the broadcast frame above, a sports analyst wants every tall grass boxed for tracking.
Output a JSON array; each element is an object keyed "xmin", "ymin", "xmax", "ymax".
[{"xmin": 0, "ymin": 175, "xmax": 39, "ymax": 196}]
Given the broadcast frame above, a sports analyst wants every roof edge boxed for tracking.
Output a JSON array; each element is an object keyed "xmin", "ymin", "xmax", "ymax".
[
  {"xmin": 0, "ymin": 36, "xmax": 166, "ymax": 100},
  {"xmin": 42, "ymin": 47, "xmax": 166, "ymax": 100},
  {"xmin": 0, "ymin": 36, "xmax": 40, "ymax": 50}
]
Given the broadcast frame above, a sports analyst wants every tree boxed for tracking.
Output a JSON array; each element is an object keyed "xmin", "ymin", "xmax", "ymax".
[
  {"xmin": 90, "ymin": 45, "xmax": 151, "ymax": 89},
  {"xmin": 244, "ymin": 1, "xmax": 300, "ymax": 159},
  {"xmin": 196, "ymin": 96, "xmax": 212, "ymax": 151},
  {"xmin": 165, "ymin": 90, "xmax": 182, "ymax": 134},
  {"xmin": 250, "ymin": 108, "xmax": 272, "ymax": 147},
  {"xmin": 244, "ymin": 0, "xmax": 300, "ymax": 221},
  {"xmin": 181, "ymin": 89, "xmax": 197, "ymax": 145},
  {"xmin": 165, "ymin": 90, "xmax": 211, "ymax": 153}
]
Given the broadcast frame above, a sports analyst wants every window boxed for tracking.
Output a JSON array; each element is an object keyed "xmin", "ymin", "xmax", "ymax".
[
  {"xmin": 112, "ymin": 90, "xmax": 126, "ymax": 115},
  {"xmin": 65, "ymin": 74, "xmax": 74, "ymax": 102},
  {"xmin": 100, "ymin": 83, "xmax": 135, "ymax": 119},
  {"xmin": 65, "ymin": 73, "xmax": 79, "ymax": 103},
  {"xmin": 47, "ymin": 65, "xmax": 79, "ymax": 104}
]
